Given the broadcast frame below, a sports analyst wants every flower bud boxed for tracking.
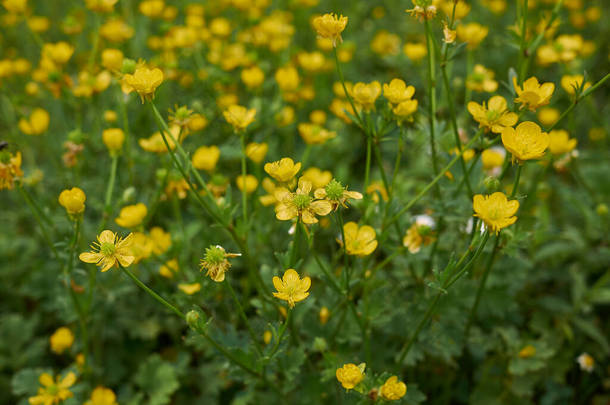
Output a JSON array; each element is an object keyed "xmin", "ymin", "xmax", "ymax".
[
  {"xmin": 186, "ymin": 309, "xmax": 208, "ymax": 333},
  {"xmin": 102, "ymin": 128, "xmax": 125, "ymax": 154},
  {"xmin": 121, "ymin": 58, "xmax": 137, "ymax": 74},
  {"xmin": 58, "ymin": 187, "xmax": 86, "ymax": 217},
  {"xmin": 483, "ymin": 176, "xmax": 500, "ymax": 192}
]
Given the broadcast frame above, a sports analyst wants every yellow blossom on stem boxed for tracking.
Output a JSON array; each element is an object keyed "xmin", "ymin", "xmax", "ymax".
[
  {"xmin": 336, "ymin": 363, "xmax": 365, "ymax": 390},
  {"xmin": 122, "ymin": 66, "xmax": 164, "ymax": 103},
  {"xmin": 272, "ymin": 268, "xmax": 311, "ymax": 308},
  {"xmin": 380, "ymin": 376, "xmax": 407, "ymax": 401},
  {"xmin": 383, "ymin": 78, "xmax": 416, "ymax": 105},
  {"xmin": 560, "ymin": 74, "xmax": 591, "ymax": 96},
  {"xmin": 402, "ymin": 215, "xmax": 436, "ymax": 253},
  {"xmin": 102, "ymin": 128, "xmax": 125, "ymax": 154},
  {"xmin": 200, "ymin": 245, "xmax": 241, "ymax": 282},
  {"xmin": 28, "ymin": 372, "xmax": 76, "ymax": 405},
  {"xmin": 178, "ymin": 282, "xmax": 201, "ymax": 295},
  {"xmin": 298, "ymin": 123, "xmax": 337, "ymax": 145},
  {"xmin": 58, "ymin": 187, "xmax": 86, "ymax": 216},
  {"xmin": 312, "ymin": 13, "xmax": 348, "ymax": 47},
  {"xmin": 2, "ymin": 0, "xmax": 27, "ymax": 14},
  {"xmin": 42, "ymin": 42, "xmax": 74, "ymax": 65},
  {"xmin": 274, "ymin": 177, "xmax": 333, "ymax": 224},
  {"xmin": 115, "ymin": 203, "xmax": 147, "ymax": 228},
  {"xmin": 236, "ymin": 174, "xmax": 258, "ymax": 194},
  {"xmin": 192, "ymin": 145, "xmax": 220, "ymax": 171},
  {"xmin": 85, "ymin": 0, "xmax": 118, "ymax": 13},
  {"xmin": 457, "ymin": 23, "xmax": 489, "ymax": 50},
  {"xmin": 343, "ymin": 221, "xmax": 378, "ymax": 256},
  {"xmin": 84, "ymin": 386, "xmax": 118, "ymax": 405},
  {"xmin": 473, "ymin": 192, "xmax": 519, "ymax": 234},
  {"xmin": 466, "ymin": 64, "xmax": 498, "ymax": 93},
  {"xmin": 467, "ymin": 95, "xmax": 518, "ymax": 134},
  {"xmin": 352, "ymin": 81, "xmax": 381, "ymax": 111},
  {"xmin": 79, "ymin": 230, "xmax": 135, "ymax": 272},
  {"xmin": 513, "ymin": 76, "xmax": 554, "ymax": 111},
  {"xmin": 49, "ymin": 327, "xmax": 74, "ymax": 354},
  {"xmin": 264, "ymin": 157, "xmax": 301, "ymax": 183},
  {"xmin": 548, "ymin": 129, "xmax": 577, "ymax": 156},
  {"xmin": 223, "ymin": 104, "xmax": 256, "ymax": 132},
  {"xmin": 501, "ymin": 121, "xmax": 550, "ymax": 163},
  {"xmin": 18, "ymin": 108, "xmax": 50, "ymax": 135},
  {"xmin": 245, "ymin": 142, "xmax": 268, "ymax": 163},
  {"xmin": 314, "ymin": 179, "xmax": 362, "ymax": 210}
]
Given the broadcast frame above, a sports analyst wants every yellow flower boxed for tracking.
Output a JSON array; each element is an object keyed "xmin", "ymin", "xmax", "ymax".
[
  {"xmin": 343, "ymin": 222, "xmax": 377, "ymax": 256},
  {"xmin": 402, "ymin": 215, "xmax": 435, "ymax": 253},
  {"xmin": 275, "ymin": 66, "xmax": 300, "ymax": 93},
  {"xmin": 49, "ymin": 327, "xmax": 74, "ymax": 354},
  {"xmin": 84, "ymin": 386, "xmax": 118, "ymax": 405},
  {"xmin": 139, "ymin": 0, "xmax": 164, "ymax": 17},
  {"xmin": 236, "ymin": 174, "xmax": 258, "ymax": 194},
  {"xmin": 274, "ymin": 178, "xmax": 333, "ymax": 224},
  {"xmin": 263, "ymin": 330, "xmax": 272, "ymax": 345},
  {"xmin": 518, "ymin": 345, "xmax": 536, "ymax": 358},
  {"xmin": 298, "ymin": 123, "xmax": 337, "ymax": 145},
  {"xmin": 18, "ymin": 108, "xmax": 50, "ymax": 135},
  {"xmin": 178, "ymin": 282, "xmax": 201, "ymax": 295},
  {"xmin": 223, "ymin": 104, "xmax": 256, "ymax": 132},
  {"xmin": 501, "ymin": 121, "xmax": 550, "ymax": 162},
  {"xmin": 383, "ymin": 78, "xmax": 415, "ymax": 105},
  {"xmin": 150, "ymin": 226, "xmax": 171, "ymax": 254},
  {"xmin": 102, "ymin": 128, "xmax": 125, "ymax": 153},
  {"xmin": 241, "ymin": 65, "xmax": 265, "ymax": 89},
  {"xmin": 319, "ymin": 306, "xmax": 330, "ymax": 324},
  {"xmin": 549, "ymin": 130, "xmax": 577, "ymax": 156},
  {"xmin": 0, "ymin": 151, "xmax": 23, "ymax": 190},
  {"xmin": 456, "ymin": 23, "xmax": 488, "ymax": 50},
  {"xmin": 314, "ymin": 178, "xmax": 362, "ymax": 210},
  {"xmin": 366, "ymin": 181, "xmax": 389, "ymax": 203},
  {"xmin": 115, "ymin": 203, "xmax": 147, "ymax": 228},
  {"xmin": 245, "ymin": 142, "xmax": 268, "ymax": 163},
  {"xmin": 577, "ymin": 353, "xmax": 594, "ymax": 372},
  {"xmin": 79, "ymin": 230, "xmax": 135, "ymax": 272},
  {"xmin": 2, "ymin": 0, "xmax": 27, "ymax": 13},
  {"xmin": 302, "ymin": 167, "xmax": 332, "ymax": 189},
  {"xmin": 42, "ymin": 42, "xmax": 74, "ymax": 65},
  {"xmin": 85, "ymin": 0, "xmax": 118, "ymax": 13},
  {"xmin": 403, "ymin": 42, "xmax": 427, "ymax": 62},
  {"xmin": 466, "ymin": 64, "xmax": 498, "ymax": 93},
  {"xmin": 312, "ymin": 13, "xmax": 348, "ymax": 47},
  {"xmin": 467, "ymin": 96, "xmax": 518, "ymax": 134},
  {"xmin": 200, "ymin": 245, "xmax": 241, "ymax": 282},
  {"xmin": 122, "ymin": 66, "xmax": 164, "ymax": 102},
  {"xmin": 192, "ymin": 145, "xmax": 220, "ymax": 171},
  {"xmin": 481, "ymin": 147, "xmax": 505, "ymax": 174},
  {"xmin": 272, "ymin": 268, "xmax": 311, "ymax": 308},
  {"xmin": 513, "ymin": 76, "xmax": 554, "ymax": 111},
  {"xmin": 101, "ymin": 48, "xmax": 123, "ymax": 71},
  {"xmin": 440, "ymin": 0, "xmax": 470, "ymax": 19},
  {"xmin": 560, "ymin": 74, "xmax": 591, "ymax": 96},
  {"xmin": 264, "ymin": 157, "xmax": 301, "ymax": 183},
  {"xmin": 380, "ymin": 376, "xmax": 407, "ymax": 401},
  {"xmin": 537, "ymin": 107, "xmax": 559, "ymax": 127},
  {"xmin": 335, "ymin": 363, "xmax": 365, "ymax": 390},
  {"xmin": 473, "ymin": 192, "xmax": 519, "ymax": 234},
  {"xmin": 371, "ymin": 30, "xmax": 401, "ymax": 56},
  {"xmin": 139, "ymin": 126, "xmax": 180, "ymax": 153},
  {"xmin": 159, "ymin": 258, "xmax": 178, "ymax": 278},
  {"xmin": 104, "ymin": 110, "xmax": 118, "ymax": 123},
  {"xmin": 352, "ymin": 81, "xmax": 381, "ymax": 111},
  {"xmin": 259, "ymin": 178, "xmax": 279, "ymax": 206},
  {"xmin": 100, "ymin": 18, "xmax": 134, "ymax": 42},
  {"xmin": 58, "ymin": 187, "xmax": 86, "ymax": 216},
  {"xmin": 29, "ymin": 372, "xmax": 76, "ymax": 405}
]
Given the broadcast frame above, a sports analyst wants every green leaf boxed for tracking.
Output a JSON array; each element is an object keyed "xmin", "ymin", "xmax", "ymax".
[{"xmin": 134, "ymin": 354, "xmax": 180, "ymax": 405}]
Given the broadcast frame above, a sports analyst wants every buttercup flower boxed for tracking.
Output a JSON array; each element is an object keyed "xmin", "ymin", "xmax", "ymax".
[
  {"xmin": 2, "ymin": 0, "xmax": 27, "ymax": 13},
  {"xmin": 343, "ymin": 222, "xmax": 377, "ymax": 256},
  {"xmin": 241, "ymin": 65, "xmax": 265, "ymax": 89},
  {"xmin": 473, "ymin": 192, "xmax": 519, "ymax": 234},
  {"xmin": 380, "ymin": 376, "xmax": 407, "ymax": 401},
  {"xmin": 467, "ymin": 95, "xmax": 518, "ymax": 134},
  {"xmin": 200, "ymin": 245, "xmax": 241, "ymax": 282},
  {"xmin": 383, "ymin": 78, "xmax": 415, "ymax": 105},
  {"xmin": 58, "ymin": 187, "xmax": 86, "ymax": 216},
  {"xmin": 272, "ymin": 268, "xmax": 311, "ymax": 308},
  {"xmin": 312, "ymin": 13, "xmax": 348, "ymax": 47},
  {"xmin": 29, "ymin": 372, "xmax": 76, "ymax": 405},
  {"xmin": 18, "ymin": 108, "xmax": 50, "ymax": 135},
  {"xmin": 466, "ymin": 64, "xmax": 498, "ymax": 93},
  {"xmin": 264, "ymin": 157, "xmax": 301, "ymax": 183},
  {"xmin": 42, "ymin": 42, "xmax": 74, "ymax": 65},
  {"xmin": 576, "ymin": 353, "xmax": 594, "ymax": 372},
  {"xmin": 352, "ymin": 81, "xmax": 381, "ymax": 111},
  {"xmin": 49, "ymin": 327, "xmax": 74, "ymax": 354},
  {"xmin": 457, "ymin": 22, "xmax": 488, "ymax": 50},
  {"xmin": 302, "ymin": 167, "xmax": 332, "ymax": 189},
  {"xmin": 549, "ymin": 130, "xmax": 577, "ymax": 156},
  {"xmin": 319, "ymin": 306, "xmax": 330, "ymax": 324},
  {"xmin": 501, "ymin": 121, "xmax": 550, "ymax": 162},
  {"xmin": 314, "ymin": 179, "xmax": 362, "ymax": 210},
  {"xmin": 0, "ymin": 151, "xmax": 23, "ymax": 190},
  {"xmin": 84, "ymin": 386, "xmax": 118, "ymax": 405},
  {"xmin": 275, "ymin": 177, "xmax": 333, "ymax": 224},
  {"xmin": 115, "ymin": 203, "xmax": 147, "ymax": 228},
  {"xmin": 513, "ymin": 76, "xmax": 554, "ymax": 111},
  {"xmin": 481, "ymin": 147, "xmax": 506, "ymax": 176},
  {"xmin": 402, "ymin": 214, "xmax": 436, "ymax": 253},
  {"xmin": 122, "ymin": 66, "xmax": 164, "ymax": 102},
  {"xmin": 236, "ymin": 174, "xmax": 258, "ymax": 194},
  {"xmin": 245, "ymin": 142, "xmax": 268, "ymax": 163},
  {"xmin": 85, "ymin": 0, "xmax": 118, "ymax": 13},
  {"xmin": 178, "ymin": 282, "xmax": 201, "ymax": 295},
  {"xmin": 102, "ymin": 128, "xmax": 125, "ymax": 154},
  {"xmin": 336, "ymin": 363, "xmax": 365, "ymax": 390},
  {"xmin": 298, "ymin": 123, "xmax": 337, "ymax": 145},
  {"xmin": 223, "ymin": 104, "xmax": 256, "ymax": 132},
  {"xmin": 79, "ymin": 230, "xmax": 135, "ymax": 271},
  {"xmin": 192, "ymin": 145, "xmax": 220, "ymax": 171},
  {"xmin": 561, "ymin": 74, "xmax": 590, "ymax": 96}
]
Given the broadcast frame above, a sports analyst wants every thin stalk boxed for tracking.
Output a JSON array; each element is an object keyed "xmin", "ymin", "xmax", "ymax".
[
  {"xmin": 267, "ymin": 310, "xmax": 291, "ymax": 360},
  {"xmin": 203, "ymin": 333, "xmax": 262, "ymax": 378},
  {"xmin": 517, "ymin": 0, "xmax": 529, "ymax": 84},
  {"xmin": 18, "ymin": 185, "xmax": 59, "ymax": 260},
  {"xmin": 121, "ymin": 267, "xmax": 185, "ymax": 319},
  {"xmin": 332, "ymin": 47, "xmax": 363, "ymax": 127},
  {"xmin": 100, "ymin": 155, "xmax": 118, "ymax": 231},
  {"xmin": 510, "ymin": 164, "xmax": 522, "ymax": 198},
  {"xmin": 240, "ymin": 133, "xmax": 248, "ymax": 227},
  {"xmin": 225, "ymin": 281, "xmax": 263, "ymax": 355},
  {"xmin": 364, "ymin": 134, "xmax": 372, "ymax": 190},
  {"xmin": 424, "ymin": 19, "xmax": 440, "ymax": 182},
  {"xmin": 336, "ymin": 210, "xmax": 349, "ymax": 289},
  {"xmin": 289, "ymin": 219, "xmax": 301, "ymax": 268},
  {"xmin": 119, "ymin": 91, "xmax": 134, "ymax": 184}
]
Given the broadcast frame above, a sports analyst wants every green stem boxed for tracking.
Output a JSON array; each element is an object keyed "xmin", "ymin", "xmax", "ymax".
[
  {"xmin": 521, "ymin": 0, "xmax": 564, "ymax": 79},
  {"xmin": 336, "ymin": 210, "xmax": 350, "ymax": 289},
  {"xmin": 203, "ymin": 333, "xmax": 262, "ymax": 378},
  {"xmin": 100, "ymin": 155, "xmax": 118, "ymax": 231},
  {"xmin": 240, "ymin": 133, "xmax": 248, "ymax": 227},
  {"xmin": 119, "ymin": 91, "xmax": 134, "ymax": 184},
  {"xmin": 364, "ymin": 133, "xmax": 372, "ymax": 190},
  {"xmin": 424, "ymin": 19, "xmax": 440, "ymax": 182},
  {"xmin": 121, "ymin": 267, "xmax": 185, "ymax": 319},
  {"xmin": 225, "ymin": 280, "xmax": 263, "ymax": 355},
  {"xmin": 17, "ymin": 185, "xmax": 59, "ymax": 260},
  {"xmin": 333, "ymin": 47, "xmax": 363, "ymax": 127},
  {"xmin": 289, "ymin": 219, "xmax": 301, "ymax": 268},
  {"xmin": 267, "ymin": 309, "xmax": 291, "ymax": 360},
  {"xmin": 510, "ymin": 164, "xmax": 522, "ymax": 198},
  {"xmin": 517, "ymin": 0, "xmax": 529, "ymax": 84}
]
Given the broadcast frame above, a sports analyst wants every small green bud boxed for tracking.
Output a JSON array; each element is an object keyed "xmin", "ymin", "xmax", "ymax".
[
  {"xmin": 204, "ymin": 245, "xmax": 226, "ymax": 265},
  {"xmin": 325, "ymin": 179, "xmax": 345, "ymax": 201},
  {"xmin": 483, "ymin": 176, "xmax": 500, "ymax": 192},
  {"xmin": 596, "ymin": 203, "xmax": 608, "ymax": 217},
  {"xmin": 156, "ymin": 168, "xmax": 168, "ymax": 182},
  {"xmin": 67, "ymin": 129, "xmax": 84, "ymax": 143},
  {"xmin": 313, "ymin": 337, "xmax": 328, "ymax": 352},
  {"xmin": 186, "ymin": 309, "xmax": 208, "ymax": 333},
  {"xmin": 121, "ymin": 58, "xmax": 137, "ymax": 74}
]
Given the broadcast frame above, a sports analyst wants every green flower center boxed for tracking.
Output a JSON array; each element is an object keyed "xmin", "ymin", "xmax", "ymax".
[
  {"xmin": 0, "ymin": 151, "xmax": 10, "ymax": 164},
  {"xmin": 325, "ymin": 179, "xmax": 345, "ymax": 200},
  {"xmin": 101, "ymin": 242, "xmax": 116, "ymax": 257},
  {"xmin": 293, "ymin": 194, "xmax": 312, "ymax": 210},
  {"xmin": 47, "ymin": 384, "xmax": 59, "ymax": 395},
  {"xmin": 204, "ymin": 246, "xmax": 226, "ymax": 264},
  {"xmin": 486, "ymin": 110, "xmax": 500, "ymax": 122}
]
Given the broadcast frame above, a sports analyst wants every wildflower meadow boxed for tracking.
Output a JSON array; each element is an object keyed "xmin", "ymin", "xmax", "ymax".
[{"xmin": 1, "ymin": 0, "xmax": 610, "ymax": 404}]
